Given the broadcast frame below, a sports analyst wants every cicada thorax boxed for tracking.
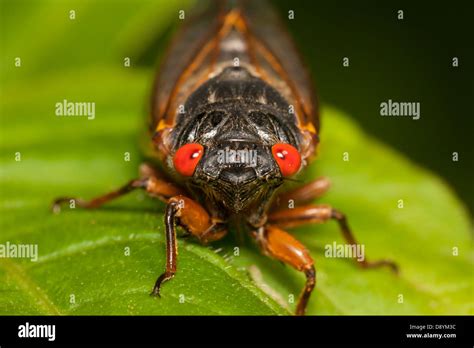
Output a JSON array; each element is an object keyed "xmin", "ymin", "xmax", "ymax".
[{"xmin": 151, "ymin": 0, "xmax": 319, "ymax": 170}]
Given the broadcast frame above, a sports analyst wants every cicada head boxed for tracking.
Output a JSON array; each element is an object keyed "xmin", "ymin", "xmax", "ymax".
[{"xmin": 170, "ymin": 67, "xmax": 304, "ymax": 214}]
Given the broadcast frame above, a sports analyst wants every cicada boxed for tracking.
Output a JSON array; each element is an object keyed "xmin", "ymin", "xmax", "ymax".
[{"xmin": 54, "ymin": 0, "xmax": 397, "ymax": 315}]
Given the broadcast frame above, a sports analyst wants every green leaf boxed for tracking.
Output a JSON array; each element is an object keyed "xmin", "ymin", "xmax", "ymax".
[{"xmin": 0, "ymin": 0, "xmax": 472, "ymax": 315}]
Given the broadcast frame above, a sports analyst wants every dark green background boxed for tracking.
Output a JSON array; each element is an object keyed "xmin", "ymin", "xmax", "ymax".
[
  {"xmin": 278, "ymin": 0, "xmax": 473, "ymax": 213},
  {"xmin": 139, "ymin": 0, "xmax": 473, "ymax": 213}
]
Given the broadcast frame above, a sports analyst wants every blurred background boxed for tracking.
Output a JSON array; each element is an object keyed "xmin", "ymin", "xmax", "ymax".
[{"xmin": 273, "ymin": 0, "xmax": 474, "ymax": 214}]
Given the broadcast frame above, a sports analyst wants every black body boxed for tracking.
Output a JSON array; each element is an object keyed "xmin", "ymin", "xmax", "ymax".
[{"xmin": 171, "ymin": 66, "xmax": 302, "ymax": 223}]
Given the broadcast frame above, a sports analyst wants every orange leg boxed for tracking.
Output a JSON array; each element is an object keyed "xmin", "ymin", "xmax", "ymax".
[
  {"xmin": 52, "ymin": 176, "xmax": 186, "ymax": 211},
  {"xmin": 52, "ymin": 163, "xmax": 185, "ymax": 211},
  {"xmin": 253, "ymin": 225, "xmax": 315, "ymax": 316},
  {"xmin": 272, "ymin": 177, "xmax": 331, "ymax": 211},
  {"xmin": 51, "ymin": 164, "xmax": 226, "ymax": 298},
  {"xmin": 268, "ymin": 204, "xmax": 399, "ymax": 273},
  {"xmin": 151, "ymin": 195, "xmax": 227, "ymax": 296}
]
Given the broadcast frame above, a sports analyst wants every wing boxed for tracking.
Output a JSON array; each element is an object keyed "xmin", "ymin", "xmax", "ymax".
[
  {"xmin": 150, "ymin": 1, "xmax": 223, "ymax": 132},
  {"xmin": 239, "ymin": 0, "xmax": 319, "ymax": 135}
]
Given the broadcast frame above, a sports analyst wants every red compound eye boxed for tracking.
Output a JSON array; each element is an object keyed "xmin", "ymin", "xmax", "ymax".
[
  {"xmin": 272, "ymin": 143, "xmax": 301, "ymax": 177},
  {"xmin": 173, "ymin": 143, "xmax": 204, "ymax": 176}
]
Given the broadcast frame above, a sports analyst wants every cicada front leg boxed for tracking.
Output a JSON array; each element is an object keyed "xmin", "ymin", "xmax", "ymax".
[
  {"xmin": 51, "ymin": 163, "xmax": 227, "ymax": 299},
  {"xmin": 151, "ymin": 195, "xmax": 227, "ymax": 296}
]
